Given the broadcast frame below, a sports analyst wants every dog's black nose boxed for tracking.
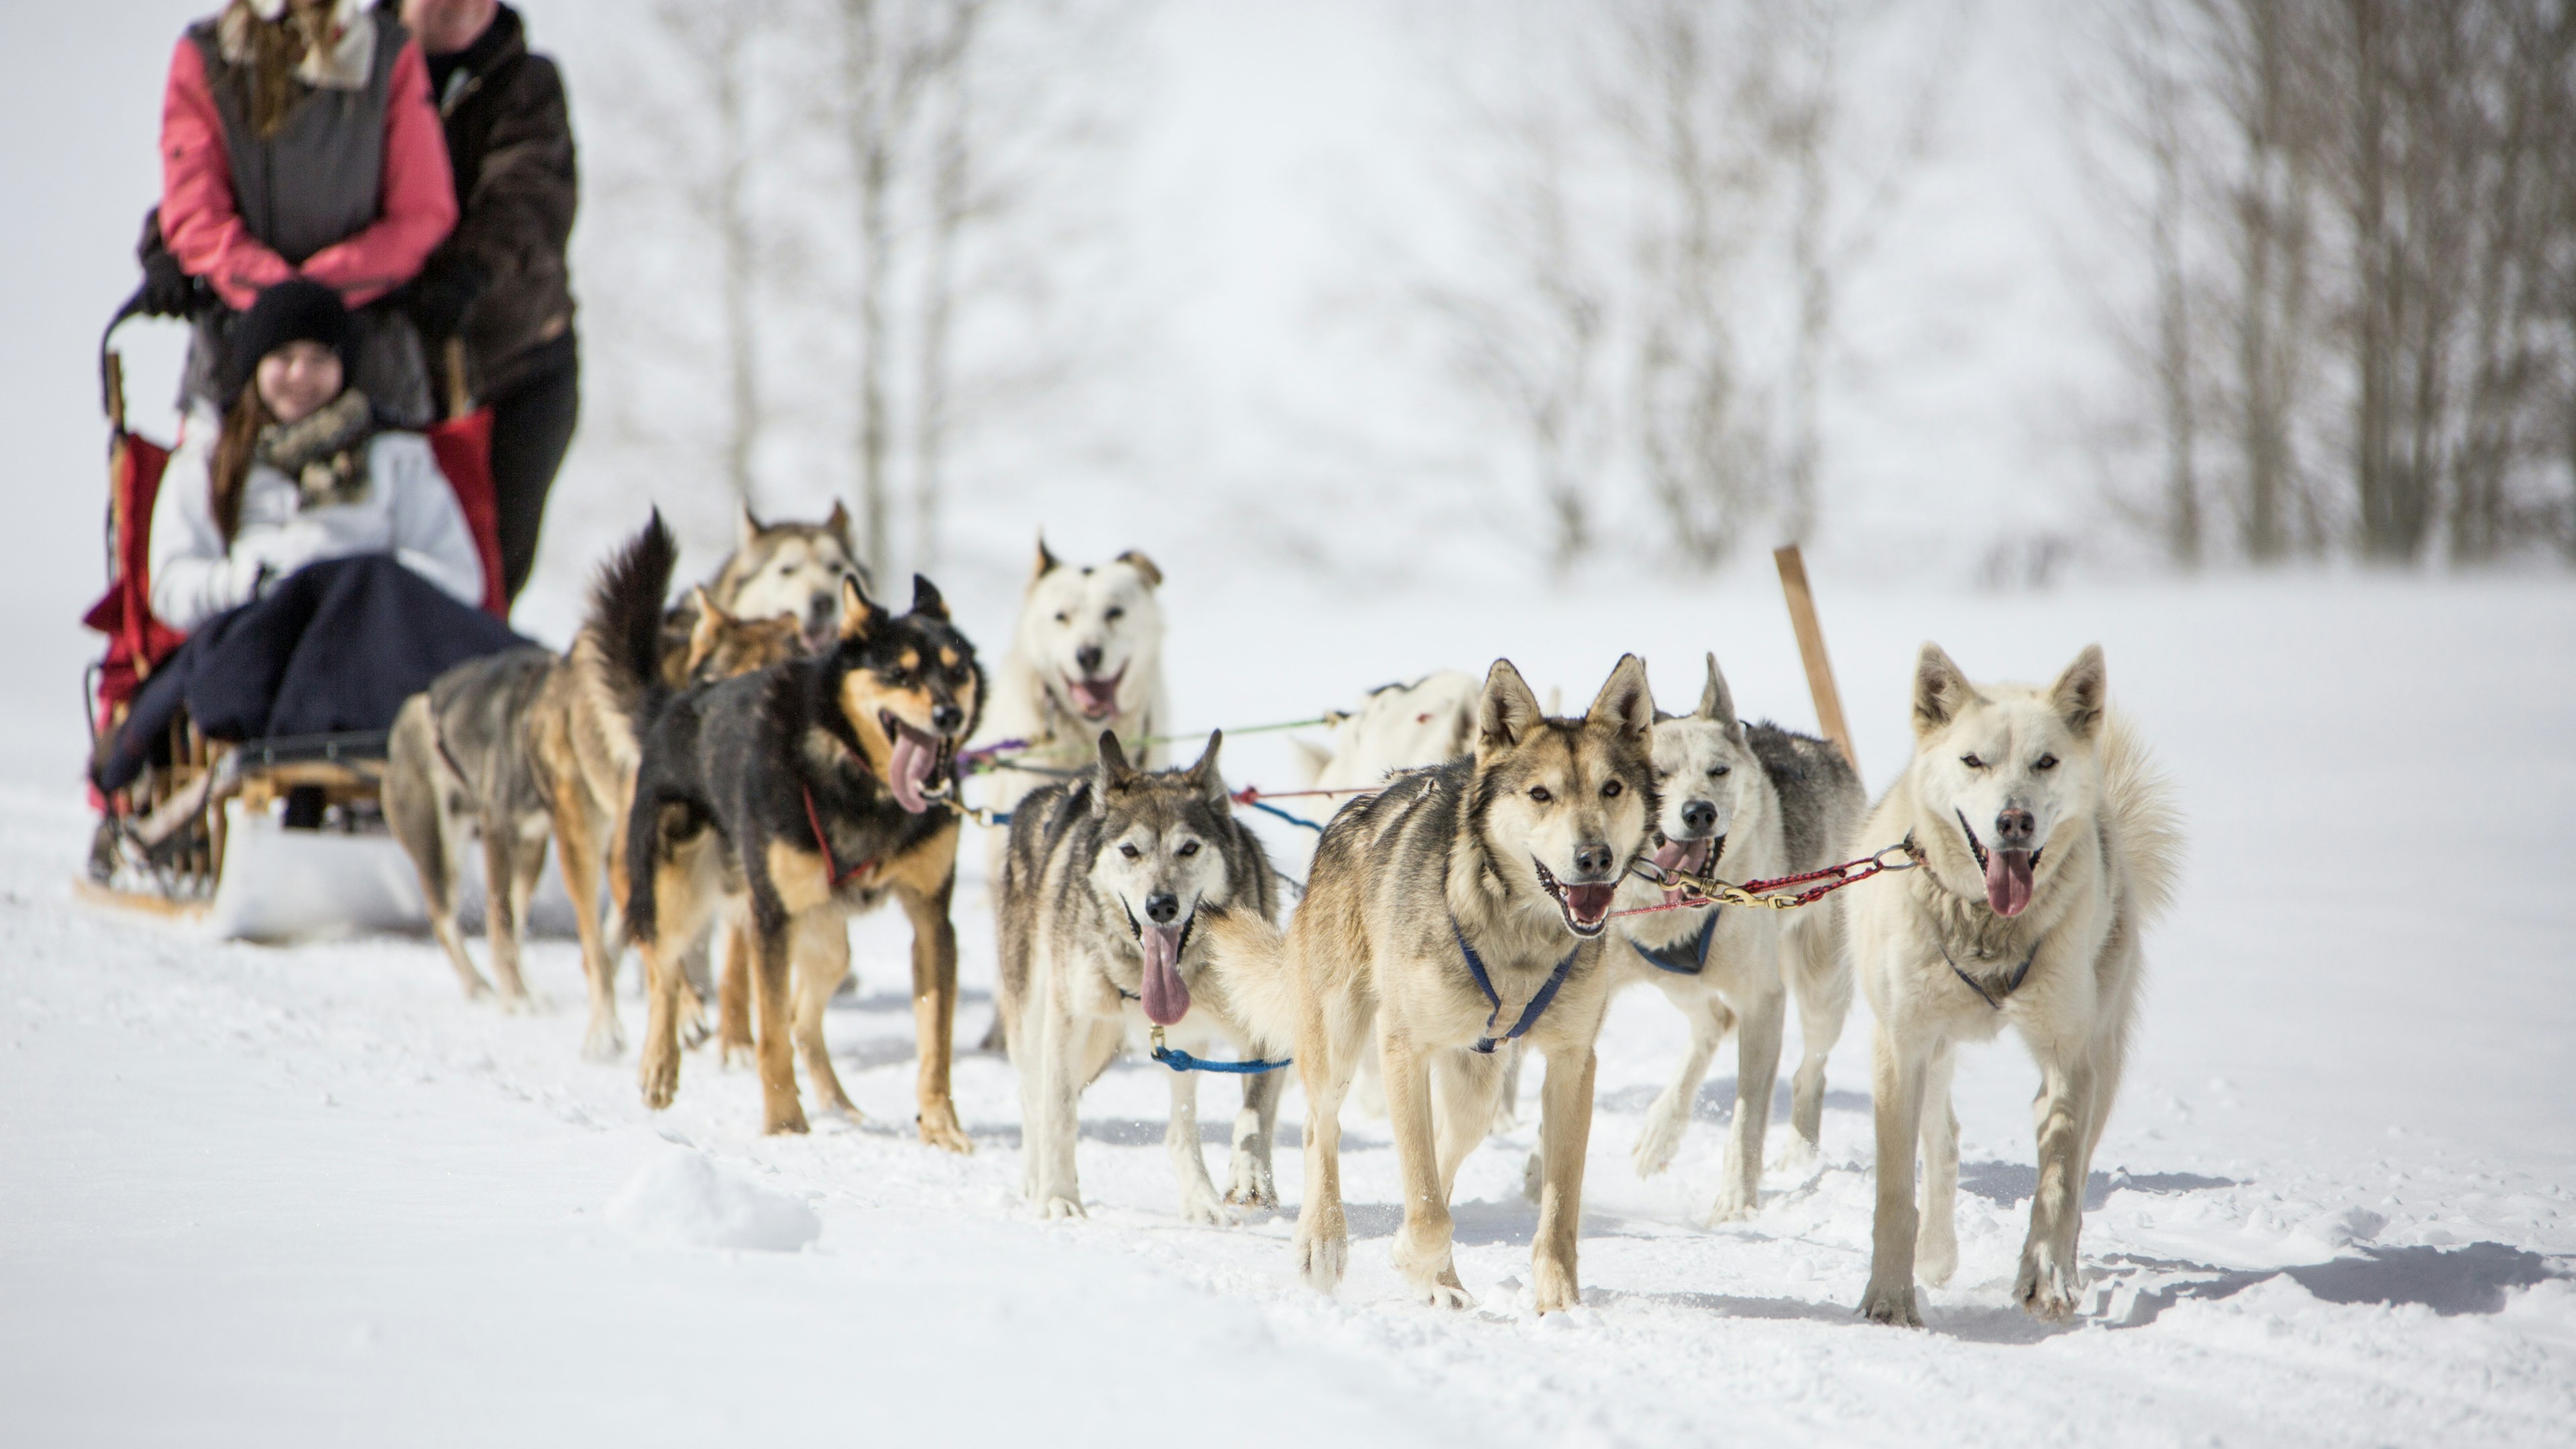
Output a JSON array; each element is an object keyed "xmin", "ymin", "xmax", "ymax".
[
  {"xmin": 1680, "ymin": 800, "xmax": 1717, "ymax": 837},
  {"xmin": 1075, "ymin": 644, "xmax": 1104, "ymax": 675},
  {"xmin": 931, "ymin": 703, "xmax": 963, "ymax": 733},
  {"xmin": 1572, "ymin": 842, "xmax": 1613, "ymax": 879},
  {"xmin": 1994, "ymin": 808, "xmax": 2036, "ymax": 846},
  {"xmin": 1144, "ymin": 890, "xmax": 1179, "ymax": 924}
]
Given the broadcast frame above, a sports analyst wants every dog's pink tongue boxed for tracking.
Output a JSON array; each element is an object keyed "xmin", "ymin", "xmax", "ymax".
[
  {"xmin": 1652, "ymin": 840, "xmax": 1705, "ymax": 899},
  {"xmin": 888, "ymin": 731, "xmax": 933, "ymax": 814},
  {"xmin": 1139, "ymin": 924, "xmax": 1189, "ymax": 1025},
  {"xmin": 1987, "ymin": 850, "xmax": 2034, "ymax": 917},
  {"xmin": 1071, "ymin": 679, "xmax": 1118, "ymax": 720}
]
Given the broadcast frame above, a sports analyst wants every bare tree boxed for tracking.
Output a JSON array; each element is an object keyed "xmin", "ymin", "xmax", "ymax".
[{"xmin": 2090, "ymin": 0, "xmax": 2576, "ymax": 568}]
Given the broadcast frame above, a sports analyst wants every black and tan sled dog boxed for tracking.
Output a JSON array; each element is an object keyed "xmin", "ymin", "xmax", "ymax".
[{"xmin": 621, "ymin": 569, "xmax": 985, "ymax": 1142}]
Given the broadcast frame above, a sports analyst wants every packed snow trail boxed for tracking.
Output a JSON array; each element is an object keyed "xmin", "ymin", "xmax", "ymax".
[{"xmin": 5, "ymin": 576, "xmax": 2574, "ymax": 1447}]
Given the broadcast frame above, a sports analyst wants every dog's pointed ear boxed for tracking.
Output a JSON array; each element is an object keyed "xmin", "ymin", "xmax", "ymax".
[
  {"xmin": 911, "ymin": 573, "xmax": 949, "ymax": 621},
  {"xmin": 1699, "ymin": 651, "xmax": 1746, "ymax": 743},
  {"xmin": 2050, "ymin": 643, "xmax": 2107, "ymax": 741},
  {"xmin": 1095, "ymin": 729, "xmax": 1135, "ymax": 784},
  {"xmin": 737, "ymin": 501, "xmax": 763, "ymax": 551},
  {"xmin": 1115, "ymin": 549, "xmax": 1163, "ymax": 588},
  {"xmin": 1587, "ymin": 653, "xmax": 1655, "ymax": 743},
  {"xmin": 1913, "ymin": 643, "xmax": 1980, "ymax": 737},
  {"xmin": 1477, "ymin": 659, "xmax": 1544, "ymax": 751},
  {"xmin": 837, "ymin": 574, "xmax": 881, "ymax": 643},
  {"xmin": 1183, "ymin": 729, "xmax": 1226, "ymax": 804},
  {"xmin": 685, "ymin": 586, "xmax": 726, "ymax": 674},
  {"xmin": 1032, "ymin": 535, "xmax": 1061, "ymax": 582},
  {"xmin": 824, "ymin": 500, "xmax": 853, "ymax": 548}
]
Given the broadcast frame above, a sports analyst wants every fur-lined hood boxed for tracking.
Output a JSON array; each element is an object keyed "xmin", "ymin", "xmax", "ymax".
[{"xmin": 217, "ymin": 0, "xmax": 378, "ymax": 91}]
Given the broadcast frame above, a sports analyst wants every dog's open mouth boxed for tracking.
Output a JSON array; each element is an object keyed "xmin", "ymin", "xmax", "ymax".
[
  {"xmin": 1534, "ymin": 859, "xmax": 1617, "ymax": 938},
  {"xmin": 1650, "ymin": 834, "xmax": 1721, "ymax": 901},
  {"xmin": 1955, "ymin": 810, "xmax": 2041, "ymax": 918},
  {"xmin": 1063, "ymin": 666, "xmax": 1125, "ymax": 721},
  {"xmin": 1127, "ymin": 906, "xmax": 1196, "ymax": 1026},
  {"xmin": 880, "ymin": 712, "xmax": 952, "ymax": 814}
]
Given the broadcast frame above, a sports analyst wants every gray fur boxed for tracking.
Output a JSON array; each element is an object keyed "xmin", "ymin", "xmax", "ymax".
[
  {"xmin": 384, "ymin": 647, "xmax": 560, "ymax": 1008},
  {"xmin": 1599, "ymin": 653, "xmax": 1868, "ymax": 1220},
  {"xmin": 997, "ymin": 733, "xmax": 1289, "ymax": 1223}
]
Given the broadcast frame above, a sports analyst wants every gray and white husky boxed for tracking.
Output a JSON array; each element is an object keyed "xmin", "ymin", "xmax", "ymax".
[
  {"xmin": 997, "ymin": 731, "xmax": 1288, "ymax": 1224},
  {"xmin": 1851, "ymin": 643, "xmax": 2180, "ymax": 1326},
  {"xmin": 1607, "ymin": 653, "xmax": 1864, "ymax": 1221}
]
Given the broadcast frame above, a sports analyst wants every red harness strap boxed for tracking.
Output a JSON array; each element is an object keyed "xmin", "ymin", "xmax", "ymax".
[{"xmin": 801, "ymin": 786, "xmax": 877, "ymax": 888}]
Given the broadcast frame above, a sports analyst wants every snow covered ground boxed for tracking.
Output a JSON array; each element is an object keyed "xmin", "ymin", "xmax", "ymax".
[{"xmin": 5, "ymin": 570, "xmax": 2572, "ymax": 1447}]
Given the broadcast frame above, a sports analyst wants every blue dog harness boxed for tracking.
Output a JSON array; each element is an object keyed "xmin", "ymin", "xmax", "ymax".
[
  {"xmin": 1629, "ymin": 907, "xmax": 1721, "ymax": 976},
  {"xmin": 1455, "ymin": 921, "xmax": 1580, "ymax": 1054}
]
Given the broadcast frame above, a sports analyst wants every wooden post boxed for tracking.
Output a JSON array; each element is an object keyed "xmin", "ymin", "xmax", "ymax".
[
  {"xmin": 1772, "ymin": 544, "xmax": 1858, "ymax": 778},
  {"xmin": 443, "ymin": 337, "xmax": 474, "ymax": 421}
]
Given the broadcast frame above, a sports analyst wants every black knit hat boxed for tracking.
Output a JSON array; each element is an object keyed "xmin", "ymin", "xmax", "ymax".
[{"xmin": 223, "ymin": 278, "xmax": 356, "ymax": 402}]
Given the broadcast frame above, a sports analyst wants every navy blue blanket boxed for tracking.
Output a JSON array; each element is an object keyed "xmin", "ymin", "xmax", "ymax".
[{"xmin": 96, "ymin": 554, "xmax": 532, "ymax": 792}]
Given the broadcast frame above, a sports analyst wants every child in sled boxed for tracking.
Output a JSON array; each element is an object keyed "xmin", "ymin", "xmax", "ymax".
[{"xmin": 94, "ymin": 279, "xmax": 522, "ymax": 818}]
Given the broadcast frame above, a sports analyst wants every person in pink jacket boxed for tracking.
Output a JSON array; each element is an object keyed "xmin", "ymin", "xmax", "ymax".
[{"xmin": 156, "ymin": 0, "xmax": 456, "ymax": 426}]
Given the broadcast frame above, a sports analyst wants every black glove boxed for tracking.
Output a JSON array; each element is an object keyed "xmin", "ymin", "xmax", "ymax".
[
  {"xmin": 409, "ymin": 256, "xmax": 490, "ymax": 341},
  {"xmin": 133, "ymin": 207, "xmax": 202, "ymax": 319}
]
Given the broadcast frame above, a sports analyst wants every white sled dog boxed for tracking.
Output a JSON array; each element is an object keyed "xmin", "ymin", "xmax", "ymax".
[
  {"xmin": 1291, "ymin": 672, "xmax": 1480, "ymax": 792},
  {"xmin": 998, "ymin": 731, "xmax": 1287, "ymax": 1222},
  {"xmin": 976, "ymin": 539, "xmax": 1171, "ymax": 825},
  {"xmin": 1852, "ymin": 643, "xmax": 2179, "ymax": 1326},
  {"xmin": 1605, "ymin": 653, "xmax": 1864, "ymax": 1220},
  {"xmin": 1205, "ymin": 657, "xmax": 1658, "ymax": 1312}
]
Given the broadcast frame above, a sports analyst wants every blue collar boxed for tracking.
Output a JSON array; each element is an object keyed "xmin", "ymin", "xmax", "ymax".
[
  {"xmin": 1453, "ymin": 920, "xmax": 1580, "ymax": 1053},
  {"xmin": 1629, "ymin": 906, "xmax": 1721, "ymax": 976}
]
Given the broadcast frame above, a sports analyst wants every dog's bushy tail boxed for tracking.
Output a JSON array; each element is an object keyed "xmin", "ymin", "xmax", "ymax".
[
  {"xmin": 576, "ymin": 512, "xmax": 681, "ymax": 740},
  {"xmin": 2101, "ymin": 712, "xmax": 2182, "ymax": 922},
  {"xmin": 1195, "ymin": 909, "xmax": 1301, "ymax": 1057}
]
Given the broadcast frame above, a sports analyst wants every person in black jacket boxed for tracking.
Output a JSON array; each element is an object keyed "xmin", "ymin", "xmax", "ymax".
[{"xmin": 394, "ymin": 0, "xmax": 579, "ymax": 608}]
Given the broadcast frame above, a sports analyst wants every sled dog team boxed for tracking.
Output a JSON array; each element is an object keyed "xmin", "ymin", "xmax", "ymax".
[{"xmin": 390, "ymin": 510, "xmax": 2179, "ymax": 1328}]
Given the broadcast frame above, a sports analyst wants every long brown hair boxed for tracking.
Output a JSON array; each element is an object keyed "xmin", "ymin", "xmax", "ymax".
[
  {"xmin": 235, "ymin": 1, "xmax": 333, "ymax": 138},
  {"xmin": 208, "ymin": 384, "xmax": 274, "ymax": 545}
]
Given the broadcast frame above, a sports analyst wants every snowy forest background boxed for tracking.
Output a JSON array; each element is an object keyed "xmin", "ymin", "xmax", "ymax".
[
  {"xmin": 559, "ymin": 0, "xmax": 2576, "ymax": 596},
  {"xmin": 7, "ymin": 0, "xmax": 2576, "ymax": 643}
]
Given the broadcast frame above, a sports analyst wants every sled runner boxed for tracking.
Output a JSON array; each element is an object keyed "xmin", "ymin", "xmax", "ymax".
[{"xmin": 81, "ymin": 307, "xmax": 508, "ymax": 932}]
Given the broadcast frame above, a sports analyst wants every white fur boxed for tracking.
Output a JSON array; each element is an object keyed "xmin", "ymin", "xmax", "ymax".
[
  {"xmin": 974, "ymin": 543, "xmax": 1172, "ymax": 842},
  {"xmin": 1850, "ymin": 643, "xmax": 2181, "ymax": 1327}
]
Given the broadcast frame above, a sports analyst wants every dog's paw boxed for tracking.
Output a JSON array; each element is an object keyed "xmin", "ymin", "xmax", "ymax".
[
  {"xmin": 1415, "ymin": 1278, "xmax": 1477, "ymax": 1311},
  {"xmin": 718, "ymin": 1040, "xmax": 754, "ymax": 1072},
  {"xmin": 2015, "ymin": 1247, "xmax": 2080, "ymax": 1322},
  {"xmin": 1531, "ymin": 1253, "xmax": 1580, "ymax": 1314},
  {"xmin": 916, "ymin": 1104, "xmax": 974, "ymax": 1155},
  {"xmin": 1858, "ymin": 1279, "xmax": 1923, "ymax": 1328},
  {"xmin": 637, "ymin": 1048, "xmax": 679, "ymax": 1111},
  {"xmin": 763, "ymin": 1104, "xmax": 810, "ymax": 1136},
  {"xmin": 677, "ymin": 1007, "xmax": 712, "ymax": 1051},
  {"xmin": 497, "ymin": 987, "xmax": 547, "ymax": 1016},
  {"xmin": 1632, "ymin": 1101, "xmax": 1686, "ymax": 1178},
  {"xmin": 1295, "ymin": 1230, "xmax": 1348, "ymax": 1292},
  {"xmin": 1177, "ymin": 1185, "xmax": 1238, "ymax": 1228},
  {"xmin": 1040, "ymin": 1194, "xmax": 1087, "ymax": 1222},
  {"xmin": 1917, "ymin": 1230, "xmax": 1960, "ymax": 1288},
  {"xmin": 1776, "ymin": 1130, "xmax": 1821, "ymax": 1173},
  {"xmin": 580, "ymin": 1014, "xmax": 625, "ymax": 1064},
  {"xmin": 458, "ymin": 975, "xmax": 495, "ymax": 1003},
  {"xmin": 1223, "ymin": 1155, "xmax": 1277, "ymax": 1211},
  {"xmin": 1705, "ymin": 1177, "xmax": 1758, "ymax": 1225}
]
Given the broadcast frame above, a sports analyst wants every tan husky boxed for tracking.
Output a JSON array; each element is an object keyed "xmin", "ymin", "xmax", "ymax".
[
  {"xmin": 1851, "ymin": 643, "xmax": 2179, "ymax": 1326},
  {"xmin": 1205, "ymin": 657, "xmax": 1657, "ymax": 1312}
]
